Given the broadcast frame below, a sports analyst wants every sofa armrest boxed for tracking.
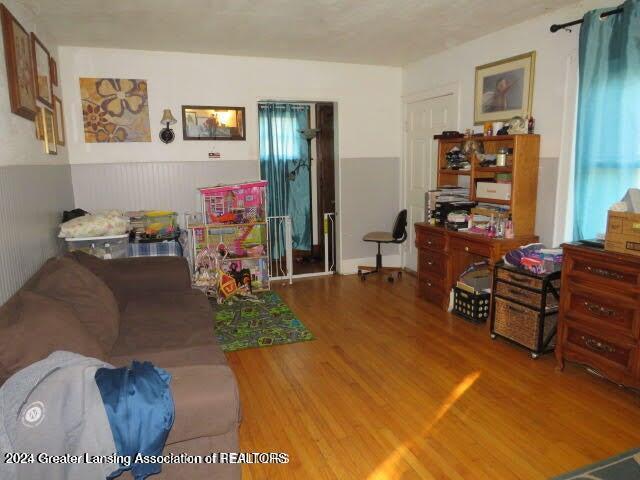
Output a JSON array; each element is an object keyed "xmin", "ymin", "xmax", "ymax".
[
  {"xmin": 166, "ymin": 365, "xmax": 242, "ymax": 445},
  {"xmin": 108, "ymin": 256, "xmax": 192, "ymax": 296}
]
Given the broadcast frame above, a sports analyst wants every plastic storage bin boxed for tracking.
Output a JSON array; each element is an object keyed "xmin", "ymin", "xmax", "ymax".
[{"xmin": 65, "ymin": 234, "xmax": 129, "ymax": 259}]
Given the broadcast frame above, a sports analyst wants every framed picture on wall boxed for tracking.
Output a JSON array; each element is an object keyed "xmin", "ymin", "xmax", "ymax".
[
  {"xmin": 41, "ymin": 107, "xmax": 57, "ymax": 154},
  {"xmin": 474, "ymin": 51, "xmax": 535, "ymax": 124},
  {"xmin": 182, "ymin": 105, "xmax": 246, "ymax": 140},
  {"xmin": 0, "ymin": 4, "xmax": 37, "ymax": 120},
  {"xmin": 50, "ymin": 58, "xmax": 58, "ymax": 86},
  {"xmin": 31, "ymin": 32, "xmax": 53, "ymax": 107},
  {"xmin": 53, "ymin": 94, "xmax": 65, "ymax": 146}
]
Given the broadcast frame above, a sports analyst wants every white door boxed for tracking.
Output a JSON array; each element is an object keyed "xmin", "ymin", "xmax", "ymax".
[{"xmin": 404, "ymin": 94, "xmax": 457, "ymax": 271}]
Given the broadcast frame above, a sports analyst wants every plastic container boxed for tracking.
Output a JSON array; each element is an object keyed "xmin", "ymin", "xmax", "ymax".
[
  {"xmin": 142, "ymin": 211, "xmax": 178, "ymax": 239},
  {"xmin": 65, "ymin": 234, "xmax": 129, "ymax": 259}
]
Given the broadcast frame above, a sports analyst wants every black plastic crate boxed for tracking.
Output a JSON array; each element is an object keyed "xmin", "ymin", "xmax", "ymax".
[{"xmin": 453, "ymin": 287, "xmax": 491, "ymax": 323}]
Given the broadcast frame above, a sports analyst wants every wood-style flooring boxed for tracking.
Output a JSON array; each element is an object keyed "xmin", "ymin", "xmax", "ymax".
[{"xmin": 226, "ymin": 274, "xmax": 640, "ymax": 479}]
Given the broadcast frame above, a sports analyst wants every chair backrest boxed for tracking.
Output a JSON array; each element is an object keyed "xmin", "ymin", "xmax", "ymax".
[{"xmin": 392, "ymin": 209, "xmax": 408, "ymax": 243}]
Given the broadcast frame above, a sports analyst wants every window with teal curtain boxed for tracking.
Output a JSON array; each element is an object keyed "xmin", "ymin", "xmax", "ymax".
[
  {"xmin": 574, "ymin": 0, "xmax": 640, "ymax": 239},
  {"xmin": 259, "ymin": 103, "xmax": 311, "ymax": 257}
]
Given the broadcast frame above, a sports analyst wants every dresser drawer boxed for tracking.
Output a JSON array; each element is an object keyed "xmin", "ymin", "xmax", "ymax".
[
  {"xmin": 416, "ymin": 229, "xmax": 446, "ymax": 251},
  {"xmin": 418, "ymin": 278, "xmax": 447, "ymax": 306},
  {"xmin": 450, "ymin": 237, "xmax": 491, "ymax": 257},
  {"xmin": 568, "ymin": 253, "xmax": 640, "ymax": 292},
  {"xmin": 564, "ymin": 323, "xmax": 636, "ymax": 374},
  {"xmin": 564, "ymin": 287, "xmax": 636, "ymax": 338},
  {"xmin": 495, "ymin": 281, "xmax": 558, "ymax": 310},
  {"xmin": 419, "ymin": 250, "xmax": 446, "ymax": 277}
]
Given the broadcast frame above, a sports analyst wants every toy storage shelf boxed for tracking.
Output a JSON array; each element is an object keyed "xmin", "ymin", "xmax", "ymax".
[{"xmin": 192, "ymin": 181, "xmax": 270, "ymax": 293}]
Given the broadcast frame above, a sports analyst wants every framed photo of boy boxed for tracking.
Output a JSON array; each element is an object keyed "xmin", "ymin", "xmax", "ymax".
[{"xmin": 474, "ymin": 51, "xmax": 536, "ymax": 124}]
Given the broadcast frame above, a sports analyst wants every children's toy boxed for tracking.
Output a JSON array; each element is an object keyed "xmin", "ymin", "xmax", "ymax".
[{"xmin": 188, "ymin": 181, "xmax": 270, "ymax": 294}]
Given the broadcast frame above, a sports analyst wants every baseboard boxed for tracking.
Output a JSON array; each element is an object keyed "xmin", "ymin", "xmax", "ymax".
[{"xmin": 339, "ymin": 254, "xmax": 402, "ymax": 275}]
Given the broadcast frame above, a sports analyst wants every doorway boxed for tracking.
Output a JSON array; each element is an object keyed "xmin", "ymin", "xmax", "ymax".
[
  {"xmin": 404, "ymin": 92, "xmax": 458, "ymax": 271},
  {"xmin": 259, "ymin": 101, "xmax": 336, "ymax": 278}
]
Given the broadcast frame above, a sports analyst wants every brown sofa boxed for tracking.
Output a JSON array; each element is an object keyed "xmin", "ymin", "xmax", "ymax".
[{"xmin": 0, "ymin": 251, "xmax": 241, "ymax": 480}]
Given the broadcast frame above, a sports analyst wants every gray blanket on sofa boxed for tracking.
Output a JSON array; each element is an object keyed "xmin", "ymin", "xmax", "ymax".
[{"xmin": 0, "ymin": 351, "xmax": 118, "ymax": 480}]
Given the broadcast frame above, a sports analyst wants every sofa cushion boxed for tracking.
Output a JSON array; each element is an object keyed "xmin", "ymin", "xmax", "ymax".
[
  {"xmin": 32, "ymin": 257, "xmax": 120, "ymax": 352},
  {"xmin": 165, "ymin": 365, "xmax": 241, "ymax": 444},
  {"xmin": 0, "ymin": 291, "xmax": 105, "ymax": 383},
  {"xmin": 110, "ymin": 289, "xmax": 225, "ymax": 363},
  {"xmin": 65, "ymin": 251, "xmax": 129, "ymax": 311}
]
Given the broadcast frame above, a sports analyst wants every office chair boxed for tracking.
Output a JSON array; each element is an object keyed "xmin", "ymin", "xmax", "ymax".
[{"xmin": 358, "ymin": 209, "xmax": 407, "ymax": 283}]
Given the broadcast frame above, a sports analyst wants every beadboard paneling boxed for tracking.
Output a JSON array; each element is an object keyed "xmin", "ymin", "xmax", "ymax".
[
  {"xmin": 0, "ymin": 164, "xmax": 74, "ymax": 303},
  {"xmin": 71, "ymin": 161, "xmax": 260, "ymax": 214}
]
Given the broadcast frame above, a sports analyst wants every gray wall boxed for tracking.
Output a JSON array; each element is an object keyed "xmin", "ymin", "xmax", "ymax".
[
  {"xmin": 0, "ymin": 165, "xmax": 75, "ymax": 303},
  {"xmin": 339, "ymin": 157, "xmax": 401, "ymax": 261},
  {"xmin": 71, "ymin": 161, "xmax": 260, "ymax": 214},
  {"xmin": 70, "ymin": 157, "xmax": 401, "ymax": 270}
]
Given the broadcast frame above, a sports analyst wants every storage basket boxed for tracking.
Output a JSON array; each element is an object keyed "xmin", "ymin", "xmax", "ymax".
[
  {"xmin": 453, "ymin": 287, "xmax": 491, "ymax": 323},
  {"xmin": 65, "ymin": 234, "xmax": 129, "ymax": 259},
  {"xmin": 493, "ymin": 297, "xmax": 557, "ymax": 350}
]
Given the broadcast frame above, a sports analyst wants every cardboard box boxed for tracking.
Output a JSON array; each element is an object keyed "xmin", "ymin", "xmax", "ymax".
[
  {"xmin": 605, "ymin": 232, "xmax": 640, "ymax": 257},
  {"xmin": 476, "ymin": 182, "xmax": 511, "ymax": 201},
  {"xmin": 606, "ymin": 210, "xmax": 640, "ymax": 237}
]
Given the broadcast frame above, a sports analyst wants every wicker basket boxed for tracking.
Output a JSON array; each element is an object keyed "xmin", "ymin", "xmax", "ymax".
[
  {"xmin": 495, "ymin": 282, "xmax": 558, "ymax": 310},
  {"xmin": 493, "ymin": 297, "xmax": 557, "ymax": 350}
]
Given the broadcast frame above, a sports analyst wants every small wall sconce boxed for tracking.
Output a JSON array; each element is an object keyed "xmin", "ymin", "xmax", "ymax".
[{"xmin": 159, "ymin": 109, "xmax": 177, "ymax": 144}]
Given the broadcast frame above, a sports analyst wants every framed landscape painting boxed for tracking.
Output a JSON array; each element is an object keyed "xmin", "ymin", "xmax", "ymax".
[
  {"xmin": 474, "ymin": 51, "xmax": 535, "ymax": 124},
  {"xmin": 0, "ymin": 4, "xmax": 37, "ymax": 120}
]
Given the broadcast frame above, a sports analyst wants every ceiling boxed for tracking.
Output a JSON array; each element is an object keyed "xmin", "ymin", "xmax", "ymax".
[{"xmin": 26, "ymin": 0, "xmax": 576, "ymax": 66}]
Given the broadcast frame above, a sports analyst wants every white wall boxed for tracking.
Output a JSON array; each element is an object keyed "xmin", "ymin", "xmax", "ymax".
[
  {"xmin": 1, "ymin": 0, "xmax": 68, "ymax": 167},
  {"xmin": 0, "ymin": 0, "xmax": 74, "ymax": 303},
  {"xmin": 58, "ymin": 46, "xmax": 402, "ymax": 272},
  {"xmin": 402, "ymin": 0, "xmax": 618, "ymax": 246}
]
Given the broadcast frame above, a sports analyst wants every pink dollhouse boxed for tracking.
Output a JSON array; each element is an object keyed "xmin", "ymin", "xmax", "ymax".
[{"xmin": 199, "ymin": 180, "xmax": 267, "ymax": 225}]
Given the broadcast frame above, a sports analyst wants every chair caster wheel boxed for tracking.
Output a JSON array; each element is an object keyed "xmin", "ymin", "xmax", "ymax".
[
  {"xmin": 490, "ymin": 333, "xmax": 497, "ymax": 339},
  {"xmin": 531, "ymin": 352, "xmax": 539, "ymax": 359},
  {"xmin": 397, "ymin": 271, "xmax": 402, "ymax": 278},
  {"xmin": 360, "ymin": 275, "xmax": 366, "ymax": 281},
  {"xmin": 387, "ymin": 276, "xmax": 394, "ymax": 283}
]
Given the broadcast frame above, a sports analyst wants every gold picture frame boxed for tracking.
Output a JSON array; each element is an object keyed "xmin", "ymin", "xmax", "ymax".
[
  {"xmin": 41, "ymin": 107, "xmax": 57, "ymax": 154},
  {"xmin": 474, "ymin": 51, "xmax": 536, "ymax": 124},
  {"xmin": 53, "ymin": 94, "xmax": 65, "ymax": 146}
]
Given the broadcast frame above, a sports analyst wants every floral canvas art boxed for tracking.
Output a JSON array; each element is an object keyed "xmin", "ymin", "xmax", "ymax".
[{"xmin": 80, "ymin": 78, "xmax": 151, "ymax": 143}]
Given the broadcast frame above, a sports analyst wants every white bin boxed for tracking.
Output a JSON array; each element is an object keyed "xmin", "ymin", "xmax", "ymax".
[{"xmin": 65, "ymin": 234, "xmax": 129, "ymax": 259}]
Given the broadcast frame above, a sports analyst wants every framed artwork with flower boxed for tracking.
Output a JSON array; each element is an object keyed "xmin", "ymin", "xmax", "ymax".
[
  {"xmin": 79, "ymin": 78, "xmax": 151, "ymax": 143},
  {"xmin": 31, "ymin": 33, "xmax": 53, "ymax": 107},
  {"xmin": 1, "ymin": 4, "xmax": 37, "ymax": 120}
]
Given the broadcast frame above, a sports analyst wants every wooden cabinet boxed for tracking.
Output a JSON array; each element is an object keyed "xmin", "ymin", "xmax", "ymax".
[
  {"xmin": 557, "ymin": 243, "xmax": 640, "ymax": 388},
  {"xmin": 436, "ymin": 134, "xmax": 540, "ymax": 237},
  {"xmin": 415, "ymin": 223, "xmax": 537, "ymax": 310}
]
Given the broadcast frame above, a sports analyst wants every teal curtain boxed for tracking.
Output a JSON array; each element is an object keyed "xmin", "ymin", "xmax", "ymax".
[
  {"xmin": 259, "ymin": 103, "xmax": 311, "ymax": 256},
  {"xmin": 574, "ymin": 0, "xmax": 640, "ymax": 239}
]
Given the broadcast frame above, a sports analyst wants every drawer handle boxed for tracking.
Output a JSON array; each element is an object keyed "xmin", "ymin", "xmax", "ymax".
[
  {"xmin": 426, "ymin": 282, "xmax": 432, "ymax": 287},
  {"xmin": 427, "ymin": 261, "xmax": 433, "ymax": 266},
  {"xmin": 464, "ymin": 246, "xmax": 470, "ymax": 252},
  {"xmin": 585, "ymin": 265, "xmax": 624, "ymax": 280},
  {"xmin": 580, "ymin": 335, "xmax": 616, "ymax": 354},
  {"xmin": 427, "ymin": 241, "xmax": 432, "ymax": 245},
  {"xmin": 584, "ymin": 301, "xmax": 615, "ymax": 317}
]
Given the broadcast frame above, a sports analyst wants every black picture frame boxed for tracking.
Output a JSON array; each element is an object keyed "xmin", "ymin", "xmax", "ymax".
[{"xmin": 182, "ymin": 105, "xmax": 245, "ymax": 140}]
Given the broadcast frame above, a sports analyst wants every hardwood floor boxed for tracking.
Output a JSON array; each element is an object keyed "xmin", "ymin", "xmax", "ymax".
[{"xmin": 226, "ymin": 274, "xmax": 640, "ymax": 479}]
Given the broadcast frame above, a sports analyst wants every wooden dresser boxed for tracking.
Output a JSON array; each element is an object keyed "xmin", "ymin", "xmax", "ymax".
[
  {"xmin": 557, "ymin": 243, "xmax": 640, "ymax": 388},
  {"xmin": 415, "ymin": 223, "xmax": 537, "ymax": 310}
]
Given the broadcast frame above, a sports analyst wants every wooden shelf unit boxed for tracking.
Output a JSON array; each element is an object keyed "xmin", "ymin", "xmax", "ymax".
[{"xmin": 436, "ymin": 134, "xmax": 540, "ymax": 237}]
